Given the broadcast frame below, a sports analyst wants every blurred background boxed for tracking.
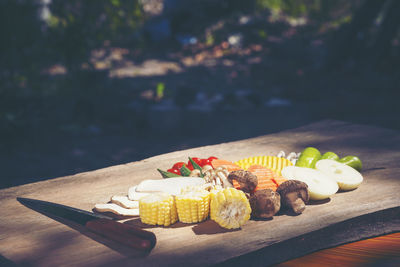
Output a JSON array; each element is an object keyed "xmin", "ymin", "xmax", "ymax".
[{"xmin": 1, "ymin": 0, "xmax": 399, "ymax": 188}]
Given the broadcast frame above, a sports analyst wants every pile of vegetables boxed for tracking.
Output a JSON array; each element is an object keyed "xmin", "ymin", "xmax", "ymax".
[
  {"xmin": 154, "ymin": 155, "xmax": 297, "ymax": 224},
  {"xmin": 94, "ymin": 147, "xmax": 364, "ymax": 230}
]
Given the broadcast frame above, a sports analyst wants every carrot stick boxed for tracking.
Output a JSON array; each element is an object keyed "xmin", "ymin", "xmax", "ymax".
[{"xmin": 211, "ymin": 159, "xmax": 241, "ymax": 172}]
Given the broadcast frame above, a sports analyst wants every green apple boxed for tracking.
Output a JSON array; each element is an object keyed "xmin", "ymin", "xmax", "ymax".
[
  {"xmin": 321, "ymin": 151, "xmax": 339, "ymax": 161},
  {"xmin": 295, "ymin": 147, "xmax": 321, "ymax": 168},
  {"xmin": 338, "ymin": 156, "xmax": 362, "ymax": 171}
]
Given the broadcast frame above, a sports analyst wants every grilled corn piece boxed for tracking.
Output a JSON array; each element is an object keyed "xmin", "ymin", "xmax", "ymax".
[
  {"xmin": 210, "ymin": 187, "xmax": 251, "ymax": 229},
  {"xmin": 176, "ymin": 186, "xmax": 210, "ymax": 223},
  {"xmin": 235, "ymin": 156, "xmax": 293, "ymax": 175},
  {"xmin": 139, "ymin": 192, "xmax": 178, "ymax": 226}
]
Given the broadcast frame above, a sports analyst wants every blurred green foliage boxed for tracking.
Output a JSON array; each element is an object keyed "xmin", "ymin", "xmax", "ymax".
[
  {"xmin": 48, "ymin": 0, "xmax": 143, "ymax": 42},
  {"xmin": 47, "ymin": 0, "xmax": 145, "ymax": 70},
  {"xmin": 256, "ymin": 0, "xmax": 359, "ymax": 22},
  {"xmin": 0, "ymin": 0, "xmax": 363, "ymax": 79}
]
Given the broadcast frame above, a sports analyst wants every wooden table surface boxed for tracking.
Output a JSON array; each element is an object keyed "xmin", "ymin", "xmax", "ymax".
[
  {"xmin": 277, "ymin": 232, "xmax": 400, "ymax": 267},
  {"xmin": 1, "ymin": 120, "xmax": 399, "ymax": 266}
]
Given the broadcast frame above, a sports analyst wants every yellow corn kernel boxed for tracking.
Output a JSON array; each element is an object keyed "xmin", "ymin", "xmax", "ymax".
[
  {"xmin": 235, "ymin": 156, "xmax": 293, "ymax": 175},
  {"xmin": 210, "ymin": 187, "xmax": 251, "ymax": 229},
  {"xmin": 139, "ymin": 192, "xmax": 177, "ymax": 226},
  {"xmin": 176, "ymin": 186, "xmax": 210, "ymax": 223}
]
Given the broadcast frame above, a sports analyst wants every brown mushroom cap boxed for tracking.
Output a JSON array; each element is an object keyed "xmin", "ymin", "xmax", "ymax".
[
  {"xmin": 227, "ymin": 170, "xmax": 258, "ymax": 193},
  {"xmin": 249, "ymin": 189, "xmax": 281, "ymax": 218},
  {"xmin": 276, "ymin": 180, "xmax": 309, "ymax": 214}
]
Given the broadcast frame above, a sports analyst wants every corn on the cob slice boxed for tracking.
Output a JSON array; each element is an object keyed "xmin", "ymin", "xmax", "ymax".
[
  {"xmin": 139, "ymin": 192, "xmax": 178, "ymax": 226},
  {"xmin": 210, "ymin": 187, "xmax": 251, "ymax": 229},
  {"xmin": 235, "ymin": 156, "xmax": 293, "ymax": 175},
  {"xmin": 176, "ymin": 186, "xmax": 210, "ymax": 223}
]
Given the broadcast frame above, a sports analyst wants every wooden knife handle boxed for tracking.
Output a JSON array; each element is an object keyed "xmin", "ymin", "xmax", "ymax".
[{"xmin": 86, "ymin": 218, "xmax": 156, "ymax": 251}]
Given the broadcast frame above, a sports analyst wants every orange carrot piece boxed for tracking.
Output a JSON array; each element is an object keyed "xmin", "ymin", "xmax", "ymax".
[
  {"xmin": 211, "ymin": 159, "xmax": 241, "ymax": 172},
  {"xmin": 255, "ymin": 179, "xmax": 278, "ymax": 191},
  {"xmin": 247, "ymin": 164, "xmax": 275, "ymax": 180},
  {"xmin": 247, "ymin": 165, "xmax": 278, "ymax": 191}
]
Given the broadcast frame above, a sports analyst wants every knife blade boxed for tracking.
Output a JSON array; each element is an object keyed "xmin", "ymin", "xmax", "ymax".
[{"xmin": 17, "ymin": 197, "xmax": 156, "ymax": 251}]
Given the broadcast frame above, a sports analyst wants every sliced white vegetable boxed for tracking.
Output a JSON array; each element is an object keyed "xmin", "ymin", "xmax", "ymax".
[
  {"xmin": 128, "ymin": 186, "xmax": 152, "ymax": 201},
  {"xmin": 94, "ymin": 203, "xmax": 139, "ymax": 216},
  {"xmin": 111, "ymin": 195, "xmax": 139, "ymax": 209},
  {"xmin": 316, "ymin": 159, "xmax": 363, "ymax": 191},
  {"xmin": 135, "ymin": 177, "xmax": 205, "ymax": 196},
  {"xmin": 282, "ymin": 166, "xmax": 339, "ymax": 200}
]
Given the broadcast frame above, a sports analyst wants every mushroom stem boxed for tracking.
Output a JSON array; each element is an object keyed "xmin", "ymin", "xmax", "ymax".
[{"xmin": 291, "ymin": 198, "xmax": 306, "ymax": 214}]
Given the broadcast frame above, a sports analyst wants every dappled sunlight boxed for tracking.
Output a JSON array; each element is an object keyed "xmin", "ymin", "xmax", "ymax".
[
  {"xmin": 42, "ymin": 64, "xmax": 68, "ymax": 76},
  {"xmin": 109, "ymin": 59, "xmax": 182, "ymax": 78}
]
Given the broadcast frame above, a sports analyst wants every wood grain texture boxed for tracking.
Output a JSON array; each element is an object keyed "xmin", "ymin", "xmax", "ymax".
[
  {"xmin": 1, "ymin": 120, "xmax": 400, "ymax": 266},
  {"xmin": 276, "ymin": 232, "xmax": 400, "ymax": 267}
]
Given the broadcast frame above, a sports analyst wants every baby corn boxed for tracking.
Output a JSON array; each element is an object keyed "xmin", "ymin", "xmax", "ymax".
[
  {"xmin": 176, "ymin": 186, "xmax": 210, "ymax": 223},
  {"xmin": 139, "ymin": 192, "xmax": 178, "ymax": 226},
  {"xmin": 210, "ymin": 187, "xmax": 251, "ymax": 229}
]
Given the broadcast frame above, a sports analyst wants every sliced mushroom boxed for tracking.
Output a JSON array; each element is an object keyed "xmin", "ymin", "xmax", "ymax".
[
  {"xmin": 94, "ymin": 203, "xmax": 139, "ymax": 216},
  {"xmin": 202, "ymin": 165, "xmax": 232, "ymax": 188},
  {"xmin": 202, "ymin": 165, "xmax": 213, "ymax": 173},
  {"xmin": 216, "ymin": 171, "xmax": 233, "ymax": 188},
  {"xmin": 276, "ymin": 180, "xmax": 309, "ymax": 214},
  {"xmin": 277, "ymin": 151, "xmax": 286, "ymax": 158},
  {"xmin": 189, "ymin": 169, "xmax": 201, "ymax": 177},
  {"xmin": 128, "ymin": 186, "xmax": 151, "ymax": 200},
  {"xmin": 111, "ymin": 196, "xmax": 139, "ymax": 209},
  {"xmin": 249, "ymin": 189, "xmax": 281, "ymax": 218}
]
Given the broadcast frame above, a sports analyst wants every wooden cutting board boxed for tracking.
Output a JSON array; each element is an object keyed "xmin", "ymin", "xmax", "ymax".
[{"xmin": 1, "ymin": 120, "xmax": 399, "ymax": 266}]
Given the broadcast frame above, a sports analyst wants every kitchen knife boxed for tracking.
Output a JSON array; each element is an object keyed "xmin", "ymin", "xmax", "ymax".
[{"xmin": 17, "ymin": 197, "xmax": 156, "ymax": 251}]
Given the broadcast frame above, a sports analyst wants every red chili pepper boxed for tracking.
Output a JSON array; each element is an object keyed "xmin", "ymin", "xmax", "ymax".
[
  {"xmin": 172, "ymin": 162, "xmax": 186, "ymax": 170},
  {"xmin": 208, "ymin": 156, "xmax": 218, "ymax": 161},
  {"xmin": 200, "ymin": 159, "xmax": 210, "ymax": 167},
  {"xmin": 192, "ymin": 157, "xmax": 202, "ymax": 165},
  {"xmin": 167, "ymin": 168, "xmax": 181, "ymax": 175}
]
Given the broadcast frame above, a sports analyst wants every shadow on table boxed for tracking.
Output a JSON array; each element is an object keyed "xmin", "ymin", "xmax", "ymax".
[
  {"xmin": 124, "ymin": 217, "xmax": 191, "ymax": 229},
  {"xmin": 0, "ymin": 254, "xmax": 16, "ymax": 267},
  {"xmin": 192, "ymin": 220, "xmax": 240, "ymax": 235},
  {"xmin": 216, "ymin": 206, "xmax": 400, "ymax": 267}
]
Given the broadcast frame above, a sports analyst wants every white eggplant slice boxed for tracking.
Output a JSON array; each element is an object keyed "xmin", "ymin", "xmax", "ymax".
[
  {"xmin": 281, "ymin": 166, "xmax": 339, "ymax": 200},
  {"xmin": 94, "ymin": 203, "xmax": 139, "ymax": 216},
  {"xmin": 111, "ymin": 195, "xmax": 139, "ymax": 209},
  {"xmin": 128, "ymin": 186, "xmax": 151, "ymax": 201},
  {"xmin": 316, "ymin": 159, "xmax": 363, "ymax": 191},
  {"xmin": 135, "ymin": 177, "xmax": 205, "ymax": 196}
]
